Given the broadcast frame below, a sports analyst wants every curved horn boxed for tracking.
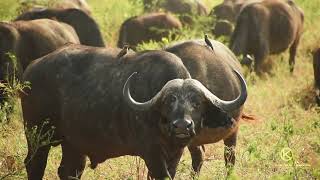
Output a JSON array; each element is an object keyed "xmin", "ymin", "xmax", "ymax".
[
  {"xmin": 206, "ymin": 69, "xmax": 248, "ymax": 112},
  {"xmin": 123, "ymin": 72, "xmax": 159, "ymax": 111}
]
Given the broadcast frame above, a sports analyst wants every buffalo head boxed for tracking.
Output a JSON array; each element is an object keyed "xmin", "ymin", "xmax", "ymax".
[
  {"xmin": 0, "ymin": 23, "xmax": 21, "ymax": 104},
  {"xmin": 123, "ymin": 70, "xmax": 247, "ymax": 145},
  {"xmin": 212, "ymin": 3, "xmax": 236, "ymax": 22},
  {"xmin": 213, "ymin": 19, "xmax": 234, "ymax": 37},
  {"xmin": 0, "ymin": 23, "xmax": 19, "ymax": 81}
]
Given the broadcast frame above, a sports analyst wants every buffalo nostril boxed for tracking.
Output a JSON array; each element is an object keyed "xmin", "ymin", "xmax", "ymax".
[{"xmin": 172, "ymin": 119, "xmax": 193, "ymax": 129}]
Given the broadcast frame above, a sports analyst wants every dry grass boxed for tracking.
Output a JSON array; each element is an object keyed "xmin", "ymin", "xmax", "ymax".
[{"xmin": 0, "ymin": 0, "xmax": 320, "ymax": 179}]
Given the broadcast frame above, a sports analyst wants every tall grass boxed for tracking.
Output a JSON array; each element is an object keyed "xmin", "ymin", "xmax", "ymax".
[
  {"xmin": 0, "ymin": 0, "xmax": 319, "ymax": 179},
  {"xmin": 89, "ymin": 0, "xmax": 144, "ymax": 46}
]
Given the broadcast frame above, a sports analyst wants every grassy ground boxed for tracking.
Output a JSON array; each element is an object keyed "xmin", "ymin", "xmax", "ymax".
[{"xmin": 0, "ymin": 0, "xmax": 320, "ymax": 179}]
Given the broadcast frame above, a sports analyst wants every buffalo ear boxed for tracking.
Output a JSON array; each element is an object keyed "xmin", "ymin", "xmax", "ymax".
[{"xmin": 203, "ymin": 102, "xmax": 233, "ymax": 128}]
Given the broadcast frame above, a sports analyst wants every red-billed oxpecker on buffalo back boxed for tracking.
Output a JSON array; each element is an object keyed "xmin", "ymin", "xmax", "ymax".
[
  {"xmin": 230, "ymin": 0, "xmax": 304, "ymax": 75},
  {"xmin": 21, "ymin": 44, "xmax": 247, "ymax": 179},
  {"xmin": 15, "ymin": 8, "xmax": 105, "ymax": 47},
  {"xmin": 165, "ymin": 39, "xmax": 248, "ymax": 173},
  {"xmin": 117, "ymin": 12, "xmax": 182, "ymax": 50},
  {"xmin": 313, "ymin": 48, "xmax": 320, "ymax": 105},
  {"xmin": 0, "ymin": 19, "xmax": 79, "ymax": 104}
]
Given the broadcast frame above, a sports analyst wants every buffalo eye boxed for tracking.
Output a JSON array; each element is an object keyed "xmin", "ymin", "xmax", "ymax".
[
  {"xmin": 189, "ymin": 95, "xmax": 201, "ymax": 109},
  {"xmin": 192, "ymin": 101, "xmax": 201, "ymax": 109},
  {"xmin": 167, "ymin": 95, "xmax": 177, "ymax": 104}
]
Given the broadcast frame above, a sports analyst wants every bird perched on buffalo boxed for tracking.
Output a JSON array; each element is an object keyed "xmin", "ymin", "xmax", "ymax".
[
  {"xmin": 204, "ymin": 34, "xmax": 214, "ymax": 51},
  {"xmin": 241, "ymin": 54, "xmax": 254, "ymax": 66},
  {"xmin": 117, "ymin": 44, "xmax": 130, "ymax": 59}
]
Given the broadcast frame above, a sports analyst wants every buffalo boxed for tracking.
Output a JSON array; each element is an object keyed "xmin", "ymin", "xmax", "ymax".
[
  {"xmin": 230, "ymin": 0, "xmax": 304, "ymax": 74},
  {"xmin": 211, "ymin": 0, "xmax": 247, "ymax": 22},
  {"xmin": 143, "ymin": 0, "xmax": 208, "ymax": 24},
  {"xmin": 0, "ymin": 19, "xmax": 79, "ymax": 103},
  {"xmin": 212, "ymin": 19, "xmax": 234, "ymax": 38},
  {"xmin": 21, "ymin": 44, "xmax": 247, "ymax": 179},
  {"xmin": 117, "ymin": 12, "xmax": 182, "ymax": 49},
  {"xmin": 313, "ymin": 48, "xmax": 320, "ymax": 105},
  {"xmin": 20, "ymin": 0, "xmax": 92, "ymax": 15},
  {"xmin": 54, "ymin": 0, "xmax": 92, "ymax": 15},
  {"xmin": 210, "ymin": 0, "xmax": 248, "ymax": 37},
  {"xmin": 15, "ymin": 8, "xmax": 105, "ymax": 47},
  {"xmin": 165, "ymin": 39, "xmax": 248, "ymax": 173}
]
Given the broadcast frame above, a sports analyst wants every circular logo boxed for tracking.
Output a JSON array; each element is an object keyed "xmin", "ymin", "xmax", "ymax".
[{"xmin": 280, "ymin": 147, "xmax": 293, "ymax": 162}]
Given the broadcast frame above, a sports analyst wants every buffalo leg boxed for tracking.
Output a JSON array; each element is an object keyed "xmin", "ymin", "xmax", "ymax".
[
  {"xmin": 223, "ymin": 132, "xmax": 237, "ymax": 174},
  {"xmin": 25, "ymin": 143, "xmax": 51, "ymax": 180},
  {"xmin": 167, "ymin": 148, "xmax": 184, "ymax": 179},
  {"xmin": 253, "ymin": 39, "xmax": 269, "ymax": 75},
  {"xmin": 58, "ymin": 142, "xmax": 86, "ymax": 180},
  {"xmin": 316, "ymin": 89, "xmax": 320, "ymax": 106},
  {"xmin": 289, "ymin": 37, "xmax": 301, "ymax": 73},
  {"xmin": 145, "ymin": 148, "xmax": 171, "ymax": 180},
  {"xmin": 188, "ymin": 145, "xmax": 204, "ymax": 174}
]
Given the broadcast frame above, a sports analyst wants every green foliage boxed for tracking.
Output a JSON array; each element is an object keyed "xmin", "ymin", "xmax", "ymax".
[
  {"xmin": 89, "ymin": 0, "xmax": 144, "ymax": 46},
  {"xmin": 25, "ymin": 120, "xmax": 58, "ymax": 155},
  {"xmin": 0, "ymin": 119, "xmax": 57, "ymax": 180},
  {"xmin": 0, "ymin": 1, "xmax": 19, "ymax": 20},
  {"xmin": 137, "ymin": 14, "xmax": 213, "ymax": 51},
  {"xmin": 0, "ymin": 53, "xmax": 30, "ymax": 124},
  {"xmin": 0, "ymin": 0, "xmax": 67, "ymax": 20}
]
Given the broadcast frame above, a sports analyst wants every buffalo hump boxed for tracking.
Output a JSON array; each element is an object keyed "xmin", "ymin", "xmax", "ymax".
[
  {"xmin": 16, "ymin": 8, "xmax": 105, "ymax": 47},
  {"xmin": 0, "ymin": 19, "xmax": 79, "ymax": 104}
]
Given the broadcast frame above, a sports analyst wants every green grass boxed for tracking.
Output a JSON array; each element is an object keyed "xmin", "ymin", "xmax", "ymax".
[{"xmin": 0, "ymin": 0, "xmax": 320, "ymax": 179}]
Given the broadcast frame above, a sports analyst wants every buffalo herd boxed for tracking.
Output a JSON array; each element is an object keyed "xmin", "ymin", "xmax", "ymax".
[{"xmin": 0, "ymin": 0, "xmax": 318, "ymax": 179}]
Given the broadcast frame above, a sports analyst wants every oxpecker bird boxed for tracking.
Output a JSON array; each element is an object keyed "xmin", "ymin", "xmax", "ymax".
[
  {"xmin": 117, "ymin": 44, "xmax": 130, "ymax": 58},
  {"xmin": 241, "ymin": 54, "xmax": 254, "ymax": 66},
  {"xmin": 204, "ymin": 34, "xmax": 214, "ymax": 51},
  {"xmin": 241, "ymin": 54, "xmax": 254, "ymax": 72}
]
